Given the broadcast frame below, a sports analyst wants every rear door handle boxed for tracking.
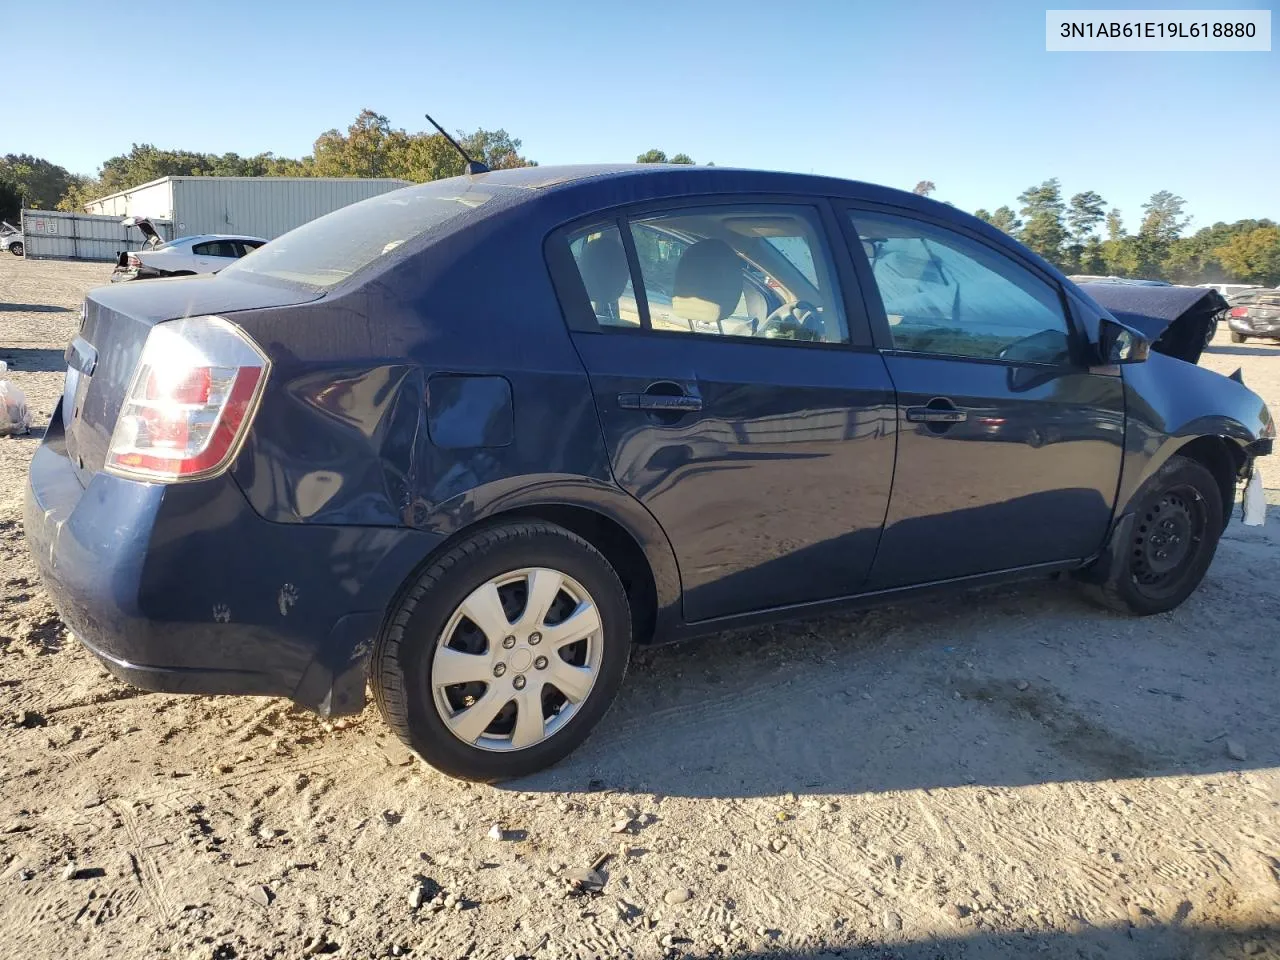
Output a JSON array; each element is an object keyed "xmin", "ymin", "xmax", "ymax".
[{"xmin": 618, "ymin": 393, "xmax": 703, "ymax": 413}]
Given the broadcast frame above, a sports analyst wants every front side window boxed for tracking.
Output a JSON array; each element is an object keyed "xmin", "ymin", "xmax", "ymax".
[
  {"xmin": 566, "ymin": 205, "xmax": 848, "ymax": 344},
  {"xmin": 851, "ymin": 212, "xmax": 1072, "ymax": 364}
]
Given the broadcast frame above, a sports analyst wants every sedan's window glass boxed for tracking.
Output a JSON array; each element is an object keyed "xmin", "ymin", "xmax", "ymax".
[
  {"xmin": 764, "ymin": 236, "xmax": 818, "ymax": 286},
  {"xmin": 567, "ymin": 223, "xmax": 640, "ymax": 327},
  {"xmin": 221, "ymin": 182, "xmax": 492, "ymax": 289},
  {"xmin": 193, "ymin": 240, "xmax": 239, "ymax": 258},
  {"xmin": 627, "ymin": 205, "xmax": 847, "ymax": 343},
  {"xmin": 852, "ymin": 212, "xmax": 1070, "ymax": 364}
]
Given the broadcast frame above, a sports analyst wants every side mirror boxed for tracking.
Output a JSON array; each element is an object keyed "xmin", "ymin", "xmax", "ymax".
[{"xmin": 1097, "ymin": 316, "xmax": 1151, "ymax": 365}]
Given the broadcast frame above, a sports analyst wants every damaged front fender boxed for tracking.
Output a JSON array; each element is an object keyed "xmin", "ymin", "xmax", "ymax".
[{"xmin": 1114, "ymin": 352, "xmax": 1274, "ymax": 518}]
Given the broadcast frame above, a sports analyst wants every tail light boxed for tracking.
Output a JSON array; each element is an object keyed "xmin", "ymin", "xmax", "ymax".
[
  {"xmin": 1229, "ymin": 306, "xmax": 1249, "ymax": 318},
  {"xmin": 106, "ymin": 315, "xmax": 269, "ymax": 482},
  {"xmin": 127, "ymin": 253, "xmax": 141, "ymax": 268}
]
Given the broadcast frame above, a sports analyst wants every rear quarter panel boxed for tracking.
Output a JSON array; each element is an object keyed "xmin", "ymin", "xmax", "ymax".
[{"xmin": 226, "ymin": 199, "xmax": 682, "ymax": 619}]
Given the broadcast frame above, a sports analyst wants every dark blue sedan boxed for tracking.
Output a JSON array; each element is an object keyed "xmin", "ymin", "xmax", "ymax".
[{"xmin": 25, "ymin": 165, "xmax": 1274, "ymax": 780}]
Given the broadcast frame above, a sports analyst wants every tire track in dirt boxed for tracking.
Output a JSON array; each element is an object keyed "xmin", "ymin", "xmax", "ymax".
[{"xmin": 108, "ymin": 800, "xmax": 178, "ymax": 925}]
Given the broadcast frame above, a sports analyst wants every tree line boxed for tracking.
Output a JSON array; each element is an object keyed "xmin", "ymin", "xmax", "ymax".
[
  {"xmin": 969, "ymin": 178, "xmax": 1278, "ymax": 285},
  {"xmin": 0, "ymin": 106, "xmax": 702, "ymax": 226},
  {"xmin": 3, "ymin": 111, "xmax": 1274, "ymax": 285},
  {"xmin": 0, "ymin": 110, "xmax": 539, "ymax": 222}
]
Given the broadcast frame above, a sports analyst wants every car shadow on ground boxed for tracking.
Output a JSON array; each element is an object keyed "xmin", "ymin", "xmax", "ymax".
[
  {"xmin": 0, "ymin": 303, "xmax": 71, "ymax": 314},
  {"xmin": 513, "ymin": 532, "xmax": 1279, "ymax": 798},
  {"xmin": 0, "ymin": 347, "xmax": 65, "ymax": 372},
  {"xmin": 1205, "ymin": 344, "xmax": 1279, "ymax": 356},
  {"xmin": 674, "ymin": 923, "xmax": 1278, "ymax": 959}
]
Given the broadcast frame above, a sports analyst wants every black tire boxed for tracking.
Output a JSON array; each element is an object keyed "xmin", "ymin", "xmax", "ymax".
[
  {"xmin": 1230, "ymin": 331, "xmax": 1247, "ymax": 343},
  {"xmin": 372, "ymin": 521, "xmax": 631, "ymax": 781},
  {"xmin": 10, "ymin": 242, "xmax": 22, "ymax": 257},
  {"xmin": 1082, "ymin": 455, "xmax": 1223, "ymax": 616}
]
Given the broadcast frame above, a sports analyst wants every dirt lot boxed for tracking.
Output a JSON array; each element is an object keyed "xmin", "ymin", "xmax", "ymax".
[{"xmin": 1, "ymin": 255, "xmax": 1278, "ymax": 960}]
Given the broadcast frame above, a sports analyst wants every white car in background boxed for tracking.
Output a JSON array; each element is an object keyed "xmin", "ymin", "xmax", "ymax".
[
  {"xmin": 1196, "ymin": 282, "xmax": 1265, "ymax": 302},
  {"xmin": 1, "ymin": 221, "xmax": 22, "ymax": 257},
  {"xmin": 111, "ymin": 217, "xmax": 266, "ymax": 281}
]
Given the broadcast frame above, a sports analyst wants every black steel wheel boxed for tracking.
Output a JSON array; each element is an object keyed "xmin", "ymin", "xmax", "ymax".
[
  {"xmin": 1081, "ymin": 455, "xmax": 1224, "ymax": 615},
  {"xmin": 1129, "ymin": 486, "xmax": 1207, "ymax": 591}
]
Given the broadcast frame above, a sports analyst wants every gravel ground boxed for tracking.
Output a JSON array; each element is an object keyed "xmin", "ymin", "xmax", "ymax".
[{"xmin": 1, "ymin": 256, "xmax": 1278, "ymax": 960}]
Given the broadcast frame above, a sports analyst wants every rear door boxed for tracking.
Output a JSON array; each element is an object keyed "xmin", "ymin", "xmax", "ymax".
[
  {"xmin": 839, "ymin": 204, "xmax": 1125, "ymax": 588},
  {"xmin": 552, "ymin": 199, "xmax": 897, "ymax": 623}
]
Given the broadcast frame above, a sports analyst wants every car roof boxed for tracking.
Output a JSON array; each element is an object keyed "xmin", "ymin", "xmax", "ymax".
[
  {"xmin": 259, "ymin": 164, "xmax": 1082, "ymax": 307},
  {"xmin": 166, "ymin": 234, "xmax": 267, "ymax": 244},
  {"xmin": 470, "ymin": 163, "xmax": 917, "ymax": 203},
  {"xmin": 430, "ymin": 164, "xmax": 1040, "ymax": 258},
  {"xmin": 456, "ymin": 163, "xmax": 1078, "ymax": 287}
]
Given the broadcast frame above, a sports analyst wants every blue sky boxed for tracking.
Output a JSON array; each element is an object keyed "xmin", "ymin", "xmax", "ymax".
[{"xmin": 7, "ymin": 0, "xmax": 1277, "ymax": 231}]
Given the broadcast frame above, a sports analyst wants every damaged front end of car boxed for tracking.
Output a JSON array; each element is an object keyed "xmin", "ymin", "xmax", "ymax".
[{"xmin": 1079, "ymin": 282, "xmax": 1229, "ymax": 365}]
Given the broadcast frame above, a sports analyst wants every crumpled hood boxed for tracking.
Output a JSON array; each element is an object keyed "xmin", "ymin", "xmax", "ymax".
[{"xmin": 1079, "ymin": 283, "xmax": 1227, "ymax": 365}]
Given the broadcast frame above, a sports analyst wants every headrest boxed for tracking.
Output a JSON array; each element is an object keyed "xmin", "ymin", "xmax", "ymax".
[
  {"xmin": 673, "ymin": 239, "xmax": 743, "ymax": 324},
  {"xmin": 578, "ymin": 233, "xmax": 629, "ymax": 306}
]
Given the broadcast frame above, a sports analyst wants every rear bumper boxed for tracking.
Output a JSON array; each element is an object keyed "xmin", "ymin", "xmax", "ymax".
[
  {"xmin": 24, "ymin": 404, "xmax": 441, "ymax": 715},
  {"xmin": 1229, "ymin": 318, "xmax": 1280, "ymax": 338}
]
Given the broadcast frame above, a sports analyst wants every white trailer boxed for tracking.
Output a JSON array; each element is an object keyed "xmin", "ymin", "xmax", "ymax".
[
  {"xmin": 83, "ymin": 176, "xmax": 410, "ymax": 244},
  {"xmin": 20, "ymin": 210, "xmax": 168, "ymax": 262}
]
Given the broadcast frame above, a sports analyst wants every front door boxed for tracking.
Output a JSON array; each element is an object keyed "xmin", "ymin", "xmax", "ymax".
[
  {"xmin": 559, "ymin": 201, "xmax": 897, "ymax": 622},
  {"xmin": 843, "ymin": 206, "xmax": 1126, "ymax": 588}
]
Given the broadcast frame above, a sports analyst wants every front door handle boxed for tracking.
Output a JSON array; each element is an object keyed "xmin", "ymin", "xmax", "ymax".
[
  {"xmin": 618, "ymin": 393, "xmax": 703, "ymax": 413},
  {"xmin": 905, "ymin": 407, "xmax": 967, "ymax": 423},
  {"xmin": 905, "ymin": 398, "xmax": 968, "ymax": 424}
]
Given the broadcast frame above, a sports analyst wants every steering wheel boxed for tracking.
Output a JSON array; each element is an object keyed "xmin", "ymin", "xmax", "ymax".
[{"xmin": 759, "ymin": 300, "xmax": 822, "ymax": 341}]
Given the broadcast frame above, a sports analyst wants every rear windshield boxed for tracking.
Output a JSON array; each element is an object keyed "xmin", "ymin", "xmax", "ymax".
[{"xmin": 220, "ymin": 181, "xmax": 494, "ymax": 290}]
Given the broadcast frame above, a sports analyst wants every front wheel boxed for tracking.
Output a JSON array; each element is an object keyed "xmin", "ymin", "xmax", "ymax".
[
  {"xmin": 9, "ymin": 241, "xmax": 22, "ymax": 257},
  {"xmin": 1230, "ymin": 331, "xmax": 1247, "ymax": 343},
  {"xmin": 1081, "ymin": 455, "xmax": 1223, "ymax": 616},
  {"xmin": 372, "ymin": 521, "xmax": 631, "ymax": 781}
]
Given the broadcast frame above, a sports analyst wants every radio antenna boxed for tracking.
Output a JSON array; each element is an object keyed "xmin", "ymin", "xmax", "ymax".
[{"xmin": 424, "ymin": 113, "xmax": 489, "ymax": 175}]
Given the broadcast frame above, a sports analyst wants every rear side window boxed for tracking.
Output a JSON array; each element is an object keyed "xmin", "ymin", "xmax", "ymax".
[
  {"xmin": 851, "ymin": 212, "xmax": 1071, "ymax": 364},
  {"xmin": 193, "ymin": 240, "xmax": 239, "ymax": 258},
  {"xmin": 568, "ymin": 205, "xmax": 848, "ymax": 344},
  {"xmin": 567, "ymin": 223, "xmax": 640, "ymax": 328},
  {"xmin": 220, "ymin": 182, "xmax": 493, "ymax": 290}
]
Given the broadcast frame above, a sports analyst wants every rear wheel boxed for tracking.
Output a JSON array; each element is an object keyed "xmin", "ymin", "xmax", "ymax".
[
  {"xmin": 372, "ymin": 521, "xmax": 630, "ymax": 781},
  {"xmin": 9, "ymin": 241, "xmax": 22, "ymax": 257},
  {"xmin": 1230, "ymin": 331, "xmax": 1247, "ymax": 343},
  {"xmin": 1082, "ymin": 455, "xmax": 1223, "ymax": 616}
]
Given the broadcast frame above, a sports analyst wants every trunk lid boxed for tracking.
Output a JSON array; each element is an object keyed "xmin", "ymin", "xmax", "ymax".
[
  {"xmin": 63, "ymin": 274, "xmax": 322, "ymax": 484},
  {"xmin": 121, "ymin": 216, "xmax": 166, "ymax": 248}
]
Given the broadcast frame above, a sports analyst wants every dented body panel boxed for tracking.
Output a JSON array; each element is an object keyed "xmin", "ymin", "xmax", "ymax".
[
  {"xmin": 23, "ymin": 165, "xmax": 1274, "ymax": 717},
  {"xmin": 1114, "ymin": 352, "xmax": 1273, "ymax": 516}
]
